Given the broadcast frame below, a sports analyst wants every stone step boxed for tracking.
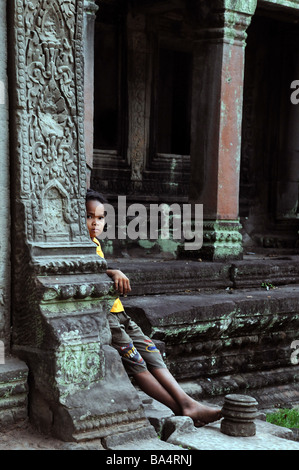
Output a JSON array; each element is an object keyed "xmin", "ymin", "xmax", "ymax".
[
  {"xmin": 109, "ymin": 255, "xmax": 299, "ymax": 295},
  {"xmin": 0, "ymin": 357, "xmax": 28, "ymax": 428},
  {"xmin": 164, "ymin": 416, "xmax": 299, "ymax": 451},
  {"xmin": 124, "ymin": 284, "xmax": 299, "ymax": 341},
  {"xmin": 123, "ymin": 285, "xmax": 299, "ymax": 398},
  {"xmin": 104, "ymin": 429, "xmax": 183, "ymax": 451},
  {"xmin": 180, "ymin": 368, "xmax": 299, "ymax": 408}
]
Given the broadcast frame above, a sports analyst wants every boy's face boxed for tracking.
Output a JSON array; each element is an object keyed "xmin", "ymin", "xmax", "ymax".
[{"xmin": 86, "ymin": 199, "xmax": 105, "ymax": 239}]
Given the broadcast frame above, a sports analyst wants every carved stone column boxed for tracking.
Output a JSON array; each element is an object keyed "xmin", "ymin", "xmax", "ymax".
[
  {"xmin": 0, "ymin": 0, "xmax": 10, "ymax": 352},
  {"xmin": 83, "ymin": 0, "xmax": 98, "ymax": 186},
  {"xmin": 127, "ymin": 10, "xmax": 149, "ymax": 191},
  {"xmin": 190, "ymin": 0, "xmax": 257, "ymax": 260},
  {"xmin": 9, "ymin": 0, "xmax": 152, "ymax": 442}
]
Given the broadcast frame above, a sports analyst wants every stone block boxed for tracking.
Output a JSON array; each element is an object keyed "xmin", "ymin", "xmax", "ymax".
[
  {"xmin": 0, "ymin": 357, "xmax": 28, "ymax": 428},
  {"xmin": 125, "ymin": 285, "xmax": 299, "ymax": 394},
  {"xmin": 231, "ymin": 258, "xmax": 299, "ymax": 288},
  {"xmin": 221, "ymin": 394, "xmax": 258, "ymax": 437}
]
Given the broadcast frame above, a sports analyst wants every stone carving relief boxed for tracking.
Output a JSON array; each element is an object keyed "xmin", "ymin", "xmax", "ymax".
[
  {"xmin": 127, "ymin": 14, "xmax": 147, "ymax": 184},
  {"xmin": 15, "ymin": 0, "xmax": 86, "ymax": 243},
  {"xmin": 56, "ymin": 331, "xmax": 104, "ymax": 387}
]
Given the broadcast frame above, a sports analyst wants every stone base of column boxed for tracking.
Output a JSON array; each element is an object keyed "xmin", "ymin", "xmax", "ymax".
[
  {"xmin": 200, "ymin": 220, "xmax": 243, "ymax": 261},
  {"xmin": 19, "ymin": 346, "xmax": 152, "ymax": 443},
  {"xmin": 12, "ymin": 267, "xmax": 154, "ymax": 443},
  {"xmin": 0, "ymin": 357, "xmax": 28, "ymax": 428}
]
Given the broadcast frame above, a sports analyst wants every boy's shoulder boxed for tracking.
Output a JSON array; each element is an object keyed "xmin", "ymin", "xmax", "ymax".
[{"xmin": 93, "ymin": 237, "xmax": 105, "ymax": 258}]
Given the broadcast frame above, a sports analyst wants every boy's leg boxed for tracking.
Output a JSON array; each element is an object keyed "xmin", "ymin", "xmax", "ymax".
[
  {"xmin": 108, "ymin": 314, "xmax": 182, "ymax": 415},
  {"xmin": 108, "ymin": 312, "xmax": 221, "ymax": 425},
  {"xmin": 150, "ymin": 368, "xmax": 222, "ymax": 425},
  {"xmin": 133, "ymin": 369, "xmax": 181, "ymax": 416},
  {"xmin": 134, "ymin": 368, "xmax": 221, "ymax": 426}
]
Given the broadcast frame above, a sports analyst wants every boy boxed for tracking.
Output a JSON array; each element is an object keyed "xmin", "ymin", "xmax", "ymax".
[{"xmin": 86, "ymin": 188, "xmax": 221, "ymax": 427}]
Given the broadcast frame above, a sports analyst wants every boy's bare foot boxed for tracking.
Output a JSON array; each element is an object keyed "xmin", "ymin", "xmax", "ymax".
[{"xmin": 182, "ymin": 399, "xmax": 222, "ymax": 427}]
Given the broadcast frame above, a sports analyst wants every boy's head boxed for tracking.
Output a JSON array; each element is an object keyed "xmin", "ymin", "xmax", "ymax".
[{"xmin": 86, "ymin": 189, "xmax": 108, "ymax": 239}]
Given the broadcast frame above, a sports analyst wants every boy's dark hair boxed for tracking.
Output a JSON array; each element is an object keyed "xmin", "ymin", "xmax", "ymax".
[{"xmin": 86, "ymin": 188, "xmax": 108, "ymax": 205}]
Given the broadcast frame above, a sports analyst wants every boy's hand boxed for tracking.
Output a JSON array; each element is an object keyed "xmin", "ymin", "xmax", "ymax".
[{"xmin": 106, "ymin": 269, "xmax": 131, "ymax": 296}]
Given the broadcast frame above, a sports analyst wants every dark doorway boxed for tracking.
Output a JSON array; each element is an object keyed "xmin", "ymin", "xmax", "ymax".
[{"xmin": 240, "ymin": 10, "xmax": 299, "ymax": 248}]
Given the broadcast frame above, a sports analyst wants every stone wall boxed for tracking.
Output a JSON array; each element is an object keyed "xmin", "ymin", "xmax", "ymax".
[{"xmin": 123, "ymin": 256, "xmax": 299, "ymax": 405}]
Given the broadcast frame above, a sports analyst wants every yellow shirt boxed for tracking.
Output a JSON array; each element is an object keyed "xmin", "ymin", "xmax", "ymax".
[{"xmin": 93, "ymin": 238, "xmax": 124, "ymax": 313}]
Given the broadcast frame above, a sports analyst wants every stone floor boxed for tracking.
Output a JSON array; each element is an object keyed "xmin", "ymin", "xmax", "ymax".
[{"xmin": 0, "ymin": 394, "xmax": 299, "ymax": 451}]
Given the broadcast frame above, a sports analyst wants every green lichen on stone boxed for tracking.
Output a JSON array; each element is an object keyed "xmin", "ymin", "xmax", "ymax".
[
  {"xmin": 224, "ymin": 0, "xmax": 257, "ymax": 15},
  {"xmin": 138, "ymin": 239, "xmax": 155, "ymax": 250},
  {"xmin": 56, "ymin": 332, "xmax": 103, "ymax": 399},
  {"xmin": 201, "ymin": 220, "xmax": 243, "ymax": 261},
  {"xmin": 101, "ymin": 239, "xmax": 114, "ymax": 256},
  {"xmin": 156, "ymin": 238, "xmax": 180, "ymax": 256}
]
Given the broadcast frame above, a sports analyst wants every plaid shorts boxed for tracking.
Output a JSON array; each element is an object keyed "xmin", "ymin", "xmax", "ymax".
[{"xmin": 107, "ymin": 310, "xmax": 166, "ymax": 376}]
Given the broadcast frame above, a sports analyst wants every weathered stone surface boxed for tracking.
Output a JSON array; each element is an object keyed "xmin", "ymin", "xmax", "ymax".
[
  {"xmin": 221, "ymin": 394, "xmax": 258, "ymax": 437},
  {"xmin": 137, "ymin": 390, "xmax": 174, "ymax": 437},
  {"xmin": 103, "ymin": 423, "xmax": 184, "ymax": 450},
  {"xmin": 124, "ymin": 284, "xmax": 299, "ymax": 398},
  {"xmin": 7, "ymin": 0, "xmax": 153, "ymax": 442},
  {"xmin": 0, "ymin": 357, "xmax": 28, "ymax": 428},
  {"xmin": 0, "ymin": 0, "xmax": 11, "ymax": 352},
  {"xmin": 122, "ymin": 259, "xmax": 233, "ymax": 293},
  {"xmin": 232, "ymin": 257, "xmax": 299, "ymax": 288},
  {"xmin": 165, "ymin": 417, "xmax": 299, "ymax": 450},
  {"xmin": 189, "ymin": 1, "xmax": 257, "ymax": 260},
  {"xmin": 2, "ymin": 399, "xmax": 299, "ymax": 450},
  {"xmin": 108, "ymin": 255, "xmax": 299, "ymax": 294},
  {"xmin": 11, "ymin": 270, "xmax": 152, "ymax": 442},
  {"xmin": 162, "ymin": 416, "xmax": 196, "ymax": 442},
  {"xmin": 255, "ymin": 419, "xmax": 295, "ymax": 441}
]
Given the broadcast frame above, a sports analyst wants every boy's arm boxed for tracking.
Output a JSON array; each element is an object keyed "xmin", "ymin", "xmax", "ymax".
[{"xmin": 107, "ymin": 269, "xmax": 131, "ymax": 296}]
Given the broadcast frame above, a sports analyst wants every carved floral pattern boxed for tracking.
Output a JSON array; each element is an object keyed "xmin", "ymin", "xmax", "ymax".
[{"xmin": 15, "ymin": 0, "xmax": 86, "ymax": 242}]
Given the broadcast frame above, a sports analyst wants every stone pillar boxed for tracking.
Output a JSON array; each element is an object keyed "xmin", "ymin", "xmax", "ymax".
[
  {"xmin": 127, "ymin": 10, "xmax": 149, "ymax": 191},
  {"xmin": 83, "ymin": 0, "xmax": 98, "ymax": 187},
  {"xmin": 0, "ymin": 0, "xmax": 10, "ymax": 352},
  {"xmin": 190, "ymin": 0, "xmax": 257, "ymax": 260},
  {"xmin": 8, "ymin": 0, "xmax": 152, "ymax": 442}
]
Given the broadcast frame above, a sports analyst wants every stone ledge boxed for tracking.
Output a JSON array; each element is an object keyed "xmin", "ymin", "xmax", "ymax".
[
  {"xmin": 103, "ymin": 424, "xmax": 183, "ymax": 450},
  {"xmin": 124, "ymin": 284, "xmax": 299, "ymax": 337},
  {"xmin": 106, "ymin": 255, "xmax": 299, "ymax": 294},
  {"xmin": 179, "ymin": 368, "xmax": 299, "ymax": 406},
  {"xmin": 124, "ymin": 286, "xmax": 299, "ymax": 390},
  {"xmin": 0, "ymin": 356, "xmax": 28, "ymax": 428}
]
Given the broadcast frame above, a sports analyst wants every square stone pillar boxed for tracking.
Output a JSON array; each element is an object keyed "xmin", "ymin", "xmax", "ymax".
[
  {"xmin": 0, "ymin": 0, "xmax": 10, "ymax": 353},
  {"xmin": 83, "ymin": 0, "xmax": 98, "ymax": 187},
  {"xmin": 127, "ymin": 10, "xmax": 149, "ymax": 191},
  {"xmin": 8, "ymin": 0, "xmax": 152, "ymax": 442},
  {"xmin": 190, "ymin": 0, "xmax": 257, "ymax": 260}
]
